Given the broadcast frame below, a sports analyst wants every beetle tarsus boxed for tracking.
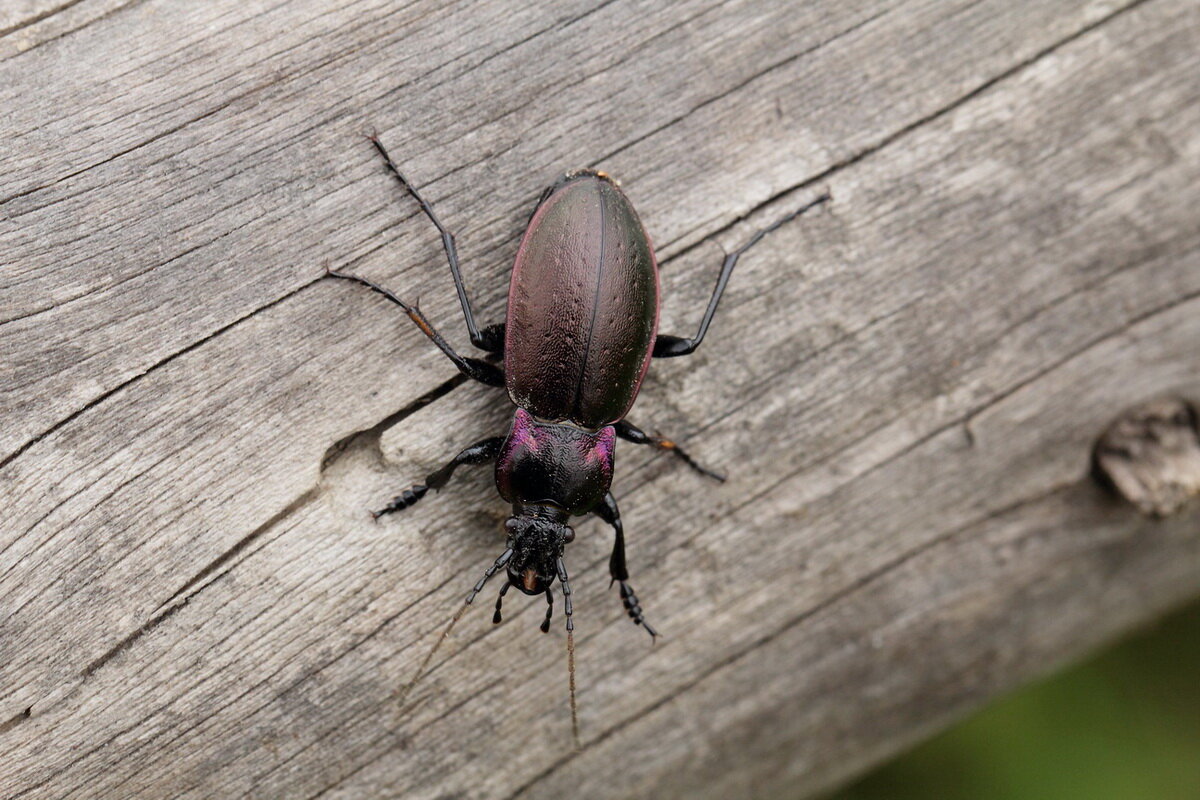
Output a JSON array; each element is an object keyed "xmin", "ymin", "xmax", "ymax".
[
  {"xmin": 618, "ymin": 581, "xmax": 658, "ymax": 639},
  {"xmin": 615, "ymin": 419, "xmax": 724, "ymax": 481},
  {"xmin": 371, "ymin": 484, "xmax": 428, "ymax": 519},
  {"xmin": 593, "ymin": 492, "xmax": 658, "ymax": 638},
  {"xmin": 672, "ymin": 447, "xmax": 726, "ymax": 482},
  {"xmin": 371, "ymin": 437, "xmax": 504, "ymax": 520}
]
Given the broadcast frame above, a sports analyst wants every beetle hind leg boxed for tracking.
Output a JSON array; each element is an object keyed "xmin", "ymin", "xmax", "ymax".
[
  {"xmin": 327, "ymin": 269, "xmax": 504, "ymax": 387},
  {"xmin": 367, "ymin": 135, "xmax": 503, "ymax": 354},
  {"xmin": 653, "ymin": 192, "xmax": 830, "ymax": 358}
]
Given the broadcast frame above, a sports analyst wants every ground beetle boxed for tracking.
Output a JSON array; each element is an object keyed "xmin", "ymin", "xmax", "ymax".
[{"xmin": 329, "ymin": 136, "xmax": 828, "ymax": 743}]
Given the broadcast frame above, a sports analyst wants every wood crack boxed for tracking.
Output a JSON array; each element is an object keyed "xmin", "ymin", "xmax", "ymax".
[
  {"xmin": 660, "ymin": 0, "xmax": 1157, "ymax": 258},
  {"xmin": 301, "ymin": 230, "xmax": 1200, "ymax": 800},
  {"xmin": 0, "ymin": 0, "xmax": 89, "ymax": 40},
  {"xmin": 5, "ymin": 372, "xmax": 474, "ymax": 791},
  {"xmin": 1, "ymin": 0, "xmax": 150, "ymax": 63},
  {"xmin": 151, "ymin": 489, "xmax": 320, "ymax": 617},
  {"xmin": 85, "ymin": 371, "xmax": 466, "ymax": 678},
  {"xmin": 0, "ymin": 426, "xmax": 210, "ymax": 618},
  {"xmin": 499, "ymin": 481, "xmax": 1075, "ymax": 799},
  {"xmin": 0, "ymin": 0, "xmax": 1160, "ymax": 468},
  {"xmin": 0, "ymin": 0, "xmax": 1097, "ymax": 461},
  {"xmin": 0, "ymin": 705, "xmax": 33, "ymax": 736},
  {"xmin": 595, "ymin": 5, "xmax": 893, "ymax": 168},
  {"xmin": 3, "ymin": 0, "xmax": 1196, "ymax": 793},
  {"xmin": 0, "ymin": 277, "xmax": 317, "ymax": 471}
]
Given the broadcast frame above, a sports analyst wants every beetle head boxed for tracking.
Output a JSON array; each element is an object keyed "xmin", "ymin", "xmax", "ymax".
[{"xmin": 504, "ymin": 514, "xmax": 574, "ymax": 595}]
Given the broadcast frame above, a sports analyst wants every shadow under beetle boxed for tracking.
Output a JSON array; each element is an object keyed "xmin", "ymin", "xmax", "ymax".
[{"xmin": 329, "ymin": 136, "xmax": 828, "ymax": 744}]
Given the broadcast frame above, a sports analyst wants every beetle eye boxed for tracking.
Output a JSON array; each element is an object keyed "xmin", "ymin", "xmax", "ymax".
[{"xmin": 562, "ymin": 527, "xmax": 575, "ymax": 543}]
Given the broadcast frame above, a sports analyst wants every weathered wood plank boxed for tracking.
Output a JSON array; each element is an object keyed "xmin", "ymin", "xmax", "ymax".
[{"xmin": 2, "ymin": 0, "xmax": 1198, "ymax": 797}]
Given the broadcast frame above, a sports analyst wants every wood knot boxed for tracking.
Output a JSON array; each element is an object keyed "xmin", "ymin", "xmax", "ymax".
[{"xmin": 1093, "ymin": 397, "xmax": 1200, "ymax": 517}]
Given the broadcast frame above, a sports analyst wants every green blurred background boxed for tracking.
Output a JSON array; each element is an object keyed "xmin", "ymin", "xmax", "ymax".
[{"xmin": 831, "ymin": 598, "xmax": 1200, "ymax": 800}]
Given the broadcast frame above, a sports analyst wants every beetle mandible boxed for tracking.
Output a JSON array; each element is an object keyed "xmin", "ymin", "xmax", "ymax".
[{"xmin": 329, "ymin": 136, "xmax": 828, "ymax": 741}]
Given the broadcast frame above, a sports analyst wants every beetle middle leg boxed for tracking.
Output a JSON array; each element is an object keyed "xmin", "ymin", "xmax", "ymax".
[
  {"xmin": 653, "ymin": 192, "xmax": 830, "ymax": 358},
  {"xmin": 327, "ymin": 269, "xmax": 505, "ymax": 387},
  {"xmin": 371, "ymin": 436, "xmax": 504, "ymax": 520},
  {"xmin": 594, "ymin": 492, "xmax": 658, "ymax": 639},
  {"xmin": 368, "ymin": 135, "xmax": 504, "ymax": 354},
  {"xmin": 615, "ymin": 419, "xmax": 724, "ymax": 482}
]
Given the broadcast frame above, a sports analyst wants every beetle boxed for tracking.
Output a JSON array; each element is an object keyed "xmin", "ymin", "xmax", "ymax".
[{"xmin": 329, "ymin": 136, "xmax": 828, "ymax": 741}]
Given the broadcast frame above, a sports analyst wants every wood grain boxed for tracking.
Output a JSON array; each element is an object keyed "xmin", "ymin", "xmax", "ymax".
[{"xmin": 2, "ymin": 0, "xmax": 1199, "ymax": 797}]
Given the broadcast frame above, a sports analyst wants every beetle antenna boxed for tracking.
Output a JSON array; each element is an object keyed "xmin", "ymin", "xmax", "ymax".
[
  {"xmin": 493, "ymin": 580, "xmax": 511, "ymax": 624},
  {"xmin": 566, "ymin": 627, "xmax": 579, "ymax": 750},
  {"xmin": 557, "ymin": 556, "xmax": 580, "ymax": 750},
  {"xmin": 396, "ymin": 601, "xmax": 467, "ymax": 710},
  {"xmin": 396, "ymin": 548, "xmax": 513, "ymax": 709}
]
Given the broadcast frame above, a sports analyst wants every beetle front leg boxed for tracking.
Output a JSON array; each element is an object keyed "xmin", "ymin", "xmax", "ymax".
[
  {"xmin": 615, "ymin": 419, "xmax": 724, "ymax": 482},
  {"xmin": 368, "ymin": 135, "xmax": 503, "ymax": 354},
  {"xmin": 594, "ymin": 492, "xmax": 657, "ymax": 639},
  {"xmin": 653, "ymin": 192, "xmax": 830, "ymax": 358},
  {"xmin": 327, "ymin": 270, "xmax": 505, "ymax": 387},
  {"xmin": 372, "ymin": 436, "xmax": 504, "ymax": 520}
]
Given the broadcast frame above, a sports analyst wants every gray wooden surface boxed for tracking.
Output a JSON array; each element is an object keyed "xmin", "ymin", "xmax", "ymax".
[{"xmin": 3, "ymin": 0, "xmax": 1199, "ymax": 797}]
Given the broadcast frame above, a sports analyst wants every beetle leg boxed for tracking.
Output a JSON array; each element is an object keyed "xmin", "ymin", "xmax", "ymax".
[
  {"xmin": 594, "ymin": 493, "xmax": 658, "ymax": 639},
  {"xmin": 540, "ymin": 587, "xmax": 554, "ymax": 633},
  {"xmin": 493, "ymin": 580, "xmax": 511, "ymax": 624},
  {"xmin": 327, "ymin": 269, "xmax": 505, "ymax": 386},
  {"xmin": 653, "ymin": 192, "xmax": 830, "ymax": 358},
  {"xmin": 476, "ymin": 322, "xmax": 506, "ymax": 355},
  {"xmin": 371, "ymin": 436, "xmax": 504, "ymax": 520},
  {"xmin": 614, "ymin": 419, "xmax": 724, "ymax": 482},
  {"xmin": 368, "ymin": 135, "xmax": 502, "ymax": 353}
]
